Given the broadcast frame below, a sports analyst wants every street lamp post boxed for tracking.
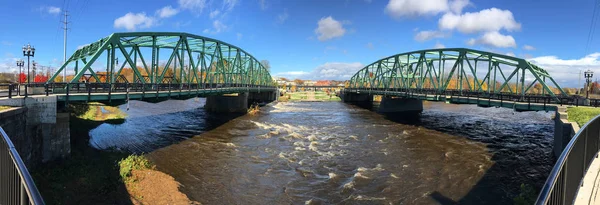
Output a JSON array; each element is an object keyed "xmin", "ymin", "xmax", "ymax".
[
  {"xmin": 585, "ymin": 69, "xmax": 594, "ymax": 99},
  {"xmin": 16, "ymin": 60, "xmax": 24, "ymax": 83},
  {"xmin": 16, "ymin": 60, "xmax": 24, "ymax": 95},
  {"xmin": 22, "ymin": 43, "xmax": 35, "ymax": 85}
]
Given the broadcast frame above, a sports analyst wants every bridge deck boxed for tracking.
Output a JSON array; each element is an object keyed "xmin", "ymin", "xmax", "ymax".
[
  {"xmin": 346, "ymin": 90, "xmax": 561, "ymax": 112},
  {"xmin": 1, "ymin": 87, "xmax": 276, "ymax": 102}
]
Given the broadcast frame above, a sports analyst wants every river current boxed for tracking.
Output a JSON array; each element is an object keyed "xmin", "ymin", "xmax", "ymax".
[{"xmin": 89, "ymin": 99, "xmax": 555, "ymax": 204}]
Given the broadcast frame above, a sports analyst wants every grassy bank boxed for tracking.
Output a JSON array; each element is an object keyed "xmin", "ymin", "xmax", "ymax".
[
  {"xmin": 567, "ymin": 107, "xmax": 600, "ymax": 127},
  {"xmin": 0, "ymin": 105, "xmax": 11, "ymax": 111},
  {"xmin": 280, "ymin": 91, "xmax": 341, "ymax": 102}
]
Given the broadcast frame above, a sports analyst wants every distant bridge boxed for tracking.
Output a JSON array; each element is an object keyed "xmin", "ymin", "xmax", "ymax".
[{"xmin": 341, "ymin": 48, "xmax": 586, "ymax": 112}]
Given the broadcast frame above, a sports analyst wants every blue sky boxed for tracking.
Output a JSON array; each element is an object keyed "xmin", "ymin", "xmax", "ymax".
[{"xmin": 0, "ymin": 0, "xmax": 599, "ymax": 87}]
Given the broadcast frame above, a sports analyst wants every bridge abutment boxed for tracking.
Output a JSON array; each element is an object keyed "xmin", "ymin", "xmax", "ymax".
[
  {"xmin": 378, "ymin": 97, "xmax": 423, "ymax": 114},
  {"xmin": 553, "ymin": 108, "xmax": 579, "ymax": 158},
  {"xmin": 0, "ymin": 96, "xmax": 70, "ymax": 167}
]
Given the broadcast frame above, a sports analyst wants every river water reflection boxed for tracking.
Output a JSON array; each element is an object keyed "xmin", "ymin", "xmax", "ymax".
[{"xmin": 89, "ymin": 99, "xmax": 554, "ymax": 204}]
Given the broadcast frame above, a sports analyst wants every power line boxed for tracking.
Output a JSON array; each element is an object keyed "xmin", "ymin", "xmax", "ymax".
[
  {"xmin": 62, "ymin": 10, "xmax": 70, "ymax": 82},
  {"xmin": 586, "ymin": 0, "xmax": 600, "ymax": 54}
]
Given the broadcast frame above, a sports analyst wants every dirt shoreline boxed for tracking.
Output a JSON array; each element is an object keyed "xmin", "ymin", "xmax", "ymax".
[{"xmin": 127, "ymin": 169, "xmax": 200, "ymax": 205}]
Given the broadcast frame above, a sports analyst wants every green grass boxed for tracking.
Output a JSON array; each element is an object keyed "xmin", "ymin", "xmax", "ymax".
[
  {"xmin": 73, "ymin": 103, "xmax": 127, "ymax": 121},
  {"xmin": 567, "ymin": 107, "xmax": 600, "ymax": 127},
  {"xmin": 118, "ymin": 155, "xmax": 154, "ymax": 182},
  {"xmin": 283, "ymin": 91, "xmax": 341, "ymax": 102},
  {"xmin": 0, "ymin": 106, "xmax": 12, "ymax": 111}
]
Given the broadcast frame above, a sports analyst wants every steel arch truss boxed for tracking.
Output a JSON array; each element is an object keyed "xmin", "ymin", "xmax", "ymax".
[
  {"xmin": 48, "ymin": 32, "xmax": 273, "ymax": 87},
  {"xmin": 348, "ymin": 48, "xmax": 567, "ymax": 102}
]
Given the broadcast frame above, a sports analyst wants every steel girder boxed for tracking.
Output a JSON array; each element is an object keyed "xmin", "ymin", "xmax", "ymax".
[
  {"xmin": 48, "ymin": 32, "xmax": 273, "ymax": 87},
  {"xmin": 348, "ymin": 48, "xmax": 567, "ymax": 101}
]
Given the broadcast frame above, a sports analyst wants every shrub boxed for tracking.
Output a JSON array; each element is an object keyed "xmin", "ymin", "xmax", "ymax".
[
  {"xmin": 118, "ymin": 155, "xmax": 154, "ymax": 182},
  {"xmin": 514, "ymin": 183, "xmax": 537, "ymax": 205}
]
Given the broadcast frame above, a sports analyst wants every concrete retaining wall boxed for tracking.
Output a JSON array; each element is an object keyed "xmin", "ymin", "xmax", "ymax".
[
  {"xmin": 554, "ymin": 107, "xmax": 580, "ymax": 158},
  {"xmin": 0, "ymin": 96, "xmax": 70, "ymax": 166},
  {"xmin": 0, "ymin": 107, "xmax": 39, "ymax": 167}
]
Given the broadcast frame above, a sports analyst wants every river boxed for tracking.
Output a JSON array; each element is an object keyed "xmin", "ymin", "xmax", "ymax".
[{"xmin": 89, "ymin": 99, "xmax": 555, "ymax": 204}]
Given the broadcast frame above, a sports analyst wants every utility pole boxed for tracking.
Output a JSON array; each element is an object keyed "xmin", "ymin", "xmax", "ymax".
[
  {"xmin": 62, "ymin": 10, "xmax": 69, "ymax": 82},
  {"xmin": 579, "ymin": 69, "xmax": 582, "ymax": 94}
]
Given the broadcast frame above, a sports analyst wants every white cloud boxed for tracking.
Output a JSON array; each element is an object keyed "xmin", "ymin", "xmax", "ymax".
[
  {"xmin": 385, "ymin": 0, "xmax": 469, "ymax": 18},
  {"xmin": 505, "ymin": 52, "xmax": 515, "ymax": 57},
  {"xmin": 203, "ymin": 20, "xmax": 227, "ymax": 34},
  {"xmin": 47, "ymin": 6, "xmax": 61, "ymax": 15},
  {"xmin": 259, "ymin": 0, "xmax": 268, "ymax": 10},
  {"xmin": 114, "ymin": 12, "xmax": 156, "ymax": 31},
  {"xmin": 237, "ymin": 33, "xmax": 243, "ymax": 40},
  {"xmin": 439, "ymin": 8, "xmax": 521, "ymax": 34},
  {"xmin": 178, "ymin": 0, "xmax": 207, "ymax": 14},
  {"xmin": 156, "ymin": 6, "xmax": 178, "ymax": 18},
  {"xmin": 466, "ymin": 31, "xmax": 516, "ymax": 48},
  {"xmin": 449, "ymin": 0, "xmax": 470, "ymax": 14},
  {"xmin": 367, "ymin": 42, "xmax": 374, "ymax": 49},
  {"xmin": 0, "ymin": 56, "xmax": 21, "ymax": 73},
  {"xmin": 434, "ymin": 42, "xmax": 445, "ymax": 48},
  {"xmin": 277, "ymin": 9, "xmax": 289, "ymax": 24},
  {"xmin": 385, "ymin": 0, "xmax": 448, "ymax": 18},
  {"xmin": 529, "ymin": 53, "xmax": 600, "ymax": 66},
  {"xmin": 523, "ymin": 45, "xmax": 536, "ymax": 50},
  {"xmin": 315, "ymin": 16, "xmax": 346, "ymax": 41},
  {"xmin": 209, "ymin": 10, "xmax": 220, "ymax": 19},
  {"xmin": 414, "ymin": 30, "xmax": 448, "ymax": 42},
  {"xmin": 223, "ymin": 0, "xmax": 239, "ymax": 12},
  {"xmin": 274, "ymin": 62, "xmax": 364, "ymax": 80},
  {"xmin": 528, "ymin": 53, "xmax": 600, "ymax": 87}
]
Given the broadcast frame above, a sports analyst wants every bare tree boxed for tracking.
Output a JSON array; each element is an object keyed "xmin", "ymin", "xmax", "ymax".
[{"xmin": 260, "ymin": 60, "xmax": 271, "ymax": 72}]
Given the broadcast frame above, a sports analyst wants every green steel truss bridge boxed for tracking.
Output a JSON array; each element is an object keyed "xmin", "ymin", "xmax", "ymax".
[
  {"xmin": 344, "ymin": 48, "xmax": 584, "ymax": 111},
  {"xmin": 5, "ymin": 32, "xmax": 277, "ymax": 102}
]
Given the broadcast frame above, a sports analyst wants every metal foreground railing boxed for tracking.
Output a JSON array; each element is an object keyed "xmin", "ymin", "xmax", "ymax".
[
  {"xmin": 0, "ymin": 127, "xmax": 45, "ymax": 205},
  {"xmin": 536, "ymin": 115, "xmax": 600, "ymax": 204}
]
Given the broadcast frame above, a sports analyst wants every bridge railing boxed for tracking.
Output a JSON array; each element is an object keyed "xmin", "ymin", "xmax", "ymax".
[
  {"xmin": 536, "ymin": 114, "xmax": 600, "ymax": 205},
  {"xmin": 343, "ymin": 87, "xmax": 598, "ymax": 107},
  {"xmin": 0, "ymin": 83, "xmax": 277, "ymax": 99},
  {"xmin": 0, "ymin": 127, "xmax": 45, "ymax": 205}
]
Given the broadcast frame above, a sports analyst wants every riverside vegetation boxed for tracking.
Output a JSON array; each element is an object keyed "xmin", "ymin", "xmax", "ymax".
[
  {"xmin": 567, "ymin": 107, "xmax": 600, "ymax": 127},
  {"xmin": 31, "ymin": 102, "xmax": 196, "ymax": 204}
]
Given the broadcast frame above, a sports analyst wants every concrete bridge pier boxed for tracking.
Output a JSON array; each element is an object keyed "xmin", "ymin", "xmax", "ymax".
[
  {"xmin": 205, "ymin": 91, "xmax": 278, "ymax": 113},
  {"xmin": 341, "ymin": 92, "xmax": 373, "ymax": 106},
  {"xmin": 378, "ymin": 97, "xmax": 423, "ymax": 114},
  {"xmin": 205, "ymin": 93, "xmax": 249, "ymax": 113},
  {"xmin": 248, "ymin": 91, "xmax": 278, "ymax": 104}
]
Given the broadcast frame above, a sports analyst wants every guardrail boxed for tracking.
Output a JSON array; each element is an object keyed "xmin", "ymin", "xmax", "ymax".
[
  {"xmin": 536, "ymin": 115, "xmax": 600, "ymax": 204},
  {"xmin": 0, "ymin": 127, "xmax": 44, "ymax": 205}
]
